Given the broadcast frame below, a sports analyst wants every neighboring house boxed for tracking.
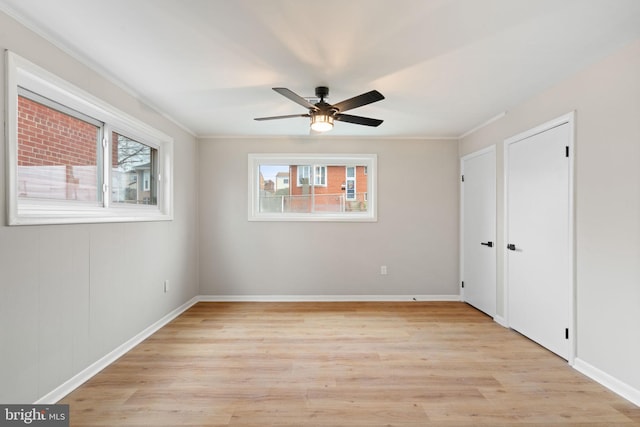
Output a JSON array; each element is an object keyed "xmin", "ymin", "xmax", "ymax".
[
  {"xmin": 263, "ymin": 179, "xmax": 275, "ymax": 193},
  {"xmin": 133, "ymin": 162, "xmax": 152, "ymax": 204},
  {"xmin": 275, "ymin": 171, "xmax": 289, "ymax": 193},
  {"xmin": 258, "ymin": 165, "xmax": 368, "ymax": 213},
  {"xmin": 111, "ymin": 162, "xmax": 153, "ymax": 204},
  {"xmin": 288, "ymin": 165, "xmax": 368, "ymax": 212}
]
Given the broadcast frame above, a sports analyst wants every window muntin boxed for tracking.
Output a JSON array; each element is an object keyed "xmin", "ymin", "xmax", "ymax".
[
  {"xmin": 5, "ymin": 51, "xmax": 173, "ymax": 225},
  {"xmin": 249, "ymin": 154, "xmax": 376, "ymax": 222}
]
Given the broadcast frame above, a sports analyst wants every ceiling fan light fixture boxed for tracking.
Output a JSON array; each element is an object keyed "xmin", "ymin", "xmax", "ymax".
[
  {"xmin": 255, "ymin": 87, "xmax": 384, "ymax": 131},
  {"xmin": 310, "ymin": 113, "xmax": 334, "ymax": 132}
]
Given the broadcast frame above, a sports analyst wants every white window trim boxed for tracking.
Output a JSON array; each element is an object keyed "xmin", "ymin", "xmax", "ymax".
[
  {"xmin": 5, "ymin": 51, "xmax": 174, "ymax": 225},
  {"xmin": 248, "ymin": 153, "xmax": 377, "ymax": 222}
]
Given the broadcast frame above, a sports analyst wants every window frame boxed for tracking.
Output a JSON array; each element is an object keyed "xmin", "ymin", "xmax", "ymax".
[
  {"xmin": 5, "ymin": 51, "xmax": 174, "ymax": 225},
  {"xmin": 248, "ymin": 153, "xmax": 377, "ymax": 222}
]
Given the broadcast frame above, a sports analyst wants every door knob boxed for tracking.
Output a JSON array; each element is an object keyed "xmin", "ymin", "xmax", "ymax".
[
  {"xmin": 480, "ymin": 241, "xmax": 493, "ymax": 247},
  {"xmin": 507, "ymin": 243, "xmax": 517, "ymax": 251}
]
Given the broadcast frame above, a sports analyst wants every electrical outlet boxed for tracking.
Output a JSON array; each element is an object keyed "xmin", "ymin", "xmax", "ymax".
[
  {"xmin": 380, "ymin": 265, "xmax": 388, "ymax": 275},
  {"xmin": 164, "ymin": 280, "xmax": 169, "ymax": 293}
]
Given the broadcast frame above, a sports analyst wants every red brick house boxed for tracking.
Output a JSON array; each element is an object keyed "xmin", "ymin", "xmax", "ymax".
[{"xmin": 288, "ymin": 165, "xmax": 368, "ymax": 212}]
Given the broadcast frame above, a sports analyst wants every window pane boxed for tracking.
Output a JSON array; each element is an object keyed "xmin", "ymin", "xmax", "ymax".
[
  {"xmin": 257, "ymin": 162, "xmax": 369, "ymax": 215},
  {"xmin": 17, "ymin": 95, "xmax": 100, "ymax": 202},
  {"xmin": 258, "ymin": 164, "xmax": 287, "ymax": 213},
  {"xmin": 111, "ymin": 133, "xmax": 157, "ymax": 205}
]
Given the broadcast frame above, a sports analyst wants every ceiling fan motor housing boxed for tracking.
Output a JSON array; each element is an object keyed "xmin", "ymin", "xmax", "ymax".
[{"xmin": 315, "ymin": 86, "xmax": 329, "ymax": 100}]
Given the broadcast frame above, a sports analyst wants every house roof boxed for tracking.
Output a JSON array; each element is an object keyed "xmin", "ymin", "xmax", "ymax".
[{"xmin": 1, "ymin": 0, "xmax": 639, "ymax": 138}]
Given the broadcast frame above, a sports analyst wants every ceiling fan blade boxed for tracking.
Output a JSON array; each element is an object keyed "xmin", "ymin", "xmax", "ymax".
[
  {"xmin": 335, "ymin": 113, "xmax": 383, "ymax": 127},
  {"xmin": 273, "ymin": 88, "xmax": 318, "ymax": 110},
  {"xmin": 331, "ymin": 90, "xmax": 384, "ymax": 113},
  {"xmin": 254, "ymin": 114, "xmax": 310, "ymax": 121}
]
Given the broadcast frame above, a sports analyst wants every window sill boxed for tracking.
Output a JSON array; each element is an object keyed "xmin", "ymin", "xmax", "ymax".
[
  {"xmin": 249, "ymin": 212, "xmax": 376, "ymax": 222},
  {"xmin": 10, "ymin": 200, "xmax": 172, "ymax": 225}
]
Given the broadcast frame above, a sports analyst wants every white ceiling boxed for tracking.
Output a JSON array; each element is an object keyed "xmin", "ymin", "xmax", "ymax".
[{"xmin": 2, "ymin": 0, "xmax": 640, "ymax": 138}]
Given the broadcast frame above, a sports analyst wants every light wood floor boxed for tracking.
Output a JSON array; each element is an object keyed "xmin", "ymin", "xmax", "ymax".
[{"xmin": 60, "ymin": 302, "xmax": 640, "ymax": 426}]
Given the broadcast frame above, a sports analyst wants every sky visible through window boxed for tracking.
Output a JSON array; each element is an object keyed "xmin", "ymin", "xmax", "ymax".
[{"xmin": 260, "ymin": 165, "xmax": 288, "ymax": 182}]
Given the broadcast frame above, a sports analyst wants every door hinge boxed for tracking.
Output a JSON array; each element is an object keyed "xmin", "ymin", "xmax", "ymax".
[
  {"xmin": 565, "ymin": 146, "xmax": 569, "ymax": 157},
  {"xmin": 102, "ymin": 183, "xmax": 108, "ymax": 194},
  {"xmin": 461, "ymin": 281, "xmax": 464, "ymax": 288},
  {"xmin": 461, "ymin": 175, "xmax": 464, "ymax": 182},
  {"xmin": 565, "ymin": 328, "xmax": 569, "ymax": 339},
  {"xmin": 102, "ymin": 137, "xmax": 108, "ymax": 149}
]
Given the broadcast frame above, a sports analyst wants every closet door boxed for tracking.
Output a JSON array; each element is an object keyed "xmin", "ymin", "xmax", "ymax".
[
  {"xmin": 505, "ymin": 115, "xmax": 573, "ymax": 360},
  {"xmin": 461, "ymin": 146, "xmax": 496, "ymax": 317}
]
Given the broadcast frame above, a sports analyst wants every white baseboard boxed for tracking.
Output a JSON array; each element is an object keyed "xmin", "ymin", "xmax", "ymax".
[
  {"xmin": 573, "ymin": 358, "xmax": 640, "ymax": 407},
  {"xmin": 493, "ymin": 315, "xmax": 508, "ymax": 327},
  {"xmin": 197, "ymin": 294, "xmax": 462, "ymax": 302},
  {"xmin": 35, "ymin": 297, "xmax": 200, "ymax": 404}
]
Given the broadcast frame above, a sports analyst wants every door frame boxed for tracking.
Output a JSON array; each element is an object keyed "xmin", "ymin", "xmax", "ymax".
[
  {"xmin": 503, "ymin": 111, "xmax": 576, "ymax": 363},
  {"xmin": 460, "ymin": 145, "xmax": 497, "ymax": 317}
]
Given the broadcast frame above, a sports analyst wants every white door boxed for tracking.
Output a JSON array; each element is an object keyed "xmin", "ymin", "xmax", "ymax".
[
  {"xmin": 505, "ymin": 115, "xmax": 573, "ymax": 360},
  {"xmin": 461, "ymin": 147, "xmax": 496, "ymax": 317}
]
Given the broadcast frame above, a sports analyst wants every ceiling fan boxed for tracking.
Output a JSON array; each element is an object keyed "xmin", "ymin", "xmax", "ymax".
[{"xmin": 255, "ymin": 86, "xmax": 384, "ymax": 132}]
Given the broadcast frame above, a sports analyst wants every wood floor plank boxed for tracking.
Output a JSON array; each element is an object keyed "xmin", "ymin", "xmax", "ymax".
[{"xmin": 59, "ymin": 302, "xmax": 640, "ymax": 426}]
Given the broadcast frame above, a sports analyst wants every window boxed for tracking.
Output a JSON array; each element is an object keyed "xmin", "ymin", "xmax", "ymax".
[
  {"xmin": 248, "ymin": 154, "xmax": 376, "ymax": 221},
  {"xmin": 297, "ymin": 165, "xmax": 327, "ymax": 187},
  {"xmin": 5, "ymin": 51, "xmax": 173, "ymax": 225}
]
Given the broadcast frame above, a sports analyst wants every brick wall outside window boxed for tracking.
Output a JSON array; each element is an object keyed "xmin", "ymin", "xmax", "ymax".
[
  {"xmin": 18, "ymin": 96, "xmax": 98, "ymax": 167},
  {"xmin": 17, "ymin": 96, "xmax": 99, "ymax": 200}
]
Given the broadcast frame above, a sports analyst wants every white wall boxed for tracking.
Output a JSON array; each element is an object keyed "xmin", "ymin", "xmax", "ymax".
[
  {"xmin": 460, "ymin": 39, "xmax": 640, "ymax": 397},
  {"xmin": 0, "ymin": 12, "xmax": 200, "ymax": 403},
  {"xmin": 198, "ymin": 137, "xmax": 460, "ymax": 298}
]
